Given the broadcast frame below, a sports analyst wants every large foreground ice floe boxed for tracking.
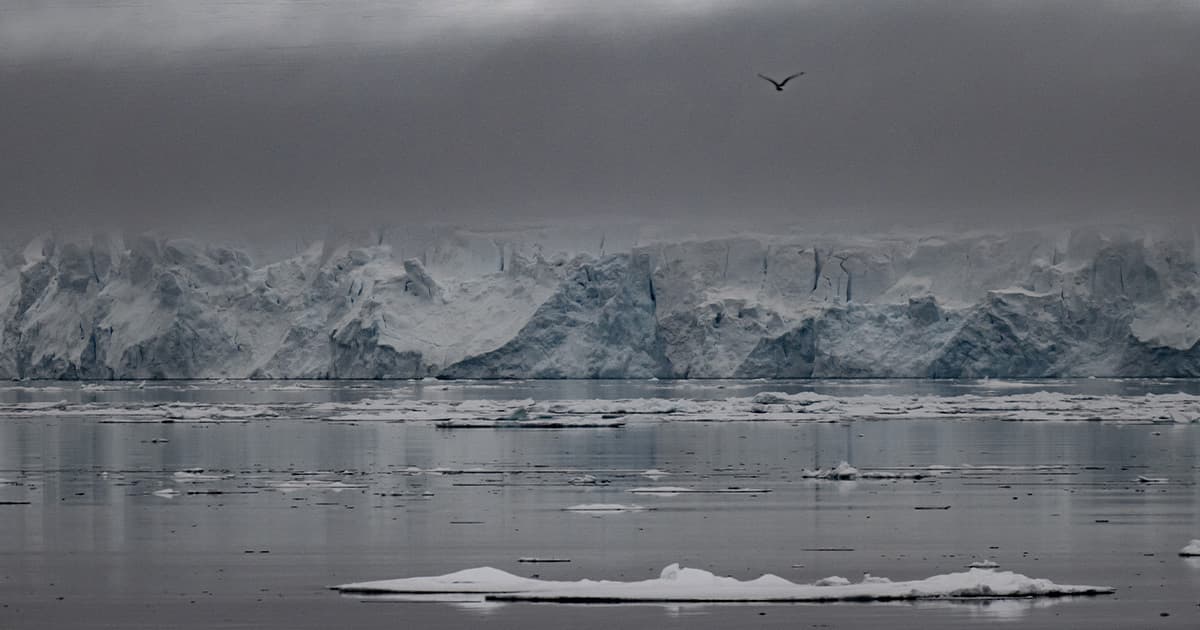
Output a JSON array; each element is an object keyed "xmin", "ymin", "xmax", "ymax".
[
  {"xmin": 334, "ymin": 563, "xmax": 1114, "ymax": 602},
  {"xmin": 3, "ymin": 390, "xmax": 1199, "ymax": 424}
]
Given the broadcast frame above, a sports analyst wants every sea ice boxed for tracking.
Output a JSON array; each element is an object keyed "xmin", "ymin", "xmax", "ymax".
[{"xmin": 1179, "ymin": 540, "xmax": 1200, "ymax": 556}]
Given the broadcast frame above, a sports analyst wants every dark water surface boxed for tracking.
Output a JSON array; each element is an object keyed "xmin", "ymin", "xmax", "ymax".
[{"xmin": 1, "ymin": 380, "xmax": 1198, "ymax": 629}]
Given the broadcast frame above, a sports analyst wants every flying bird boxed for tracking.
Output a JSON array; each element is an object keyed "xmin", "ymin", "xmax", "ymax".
[{"xmin": 757, "ymin": 72, "xmax": 805, "ymax": 91}]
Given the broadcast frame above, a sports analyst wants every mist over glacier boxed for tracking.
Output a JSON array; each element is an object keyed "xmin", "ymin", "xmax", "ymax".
[{"xmin": 2, "ymin": 223, "xmax": 1198, "ymax": 380}]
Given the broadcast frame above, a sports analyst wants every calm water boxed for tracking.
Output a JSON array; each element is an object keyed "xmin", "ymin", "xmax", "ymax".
[{"xmin": 1, "ymin": 380, "xmax": 1198, "ymax": 629}]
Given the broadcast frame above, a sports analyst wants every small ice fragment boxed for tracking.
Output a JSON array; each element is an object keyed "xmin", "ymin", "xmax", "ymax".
[
  {"xmin": 172, "ymin": 469, "xmax": 224, "ymax": 481},
  {"xmin": 1136, "ymin": 476, "xmax": 1168, "ymax": 483},
  {"xmin": 968, "ymin": 560, "xmax": 1000, "ymax": 569},
  {"xmin": 628, "ymin": 486, "xmax": 688, "ymax": 496},
  {"xmin": 801, "ymin": 461, "xmax": 859, "ymax": 480},
  {"xmin": 152, "ymin": 488, "xmax": 180, "ymax": 498},
  {"xmin": 563, "ymin": 504, "xmax": 648, "ymax": 513},
  {"xmin": 1179, "ymin": 540, "xmax": 1200, "ymax": 557}
]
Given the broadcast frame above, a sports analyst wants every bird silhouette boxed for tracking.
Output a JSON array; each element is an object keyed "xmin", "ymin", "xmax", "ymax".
[{"xmin": 757, "ymin": 72, "xmax": 805, "ymax": 91}]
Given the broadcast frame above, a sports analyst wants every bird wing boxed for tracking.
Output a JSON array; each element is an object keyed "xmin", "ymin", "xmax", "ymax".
[
  {"xmin": 757, "ymin": 73, "xmax": 781, "ymax": 87},
  {"xmin": 778, "ymin": 72, "xmax": 805, "ymax": 86}
]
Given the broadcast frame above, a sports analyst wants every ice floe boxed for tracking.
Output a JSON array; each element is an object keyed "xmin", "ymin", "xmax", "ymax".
[
  {"xmin": 563, "ymin": 504, "xmax": 649, "ymax": 513},
  {"xmin": 1179, "ymin": 540, "xmax": 1200, "ymax": 557},
  {"xmin": 271, "ymin": 480, "xmax": 365, "ymax": 493},
  {"xmin": 333, "ymin": 563, "xmax": 1115, "ymax": 602},
  {"xmin": 628, "ymin": 486, "xmax": 770, "ymax": 495},
  {"xmin": 172, "ymin": 469, "xmax": 228, "ymax": 482}
]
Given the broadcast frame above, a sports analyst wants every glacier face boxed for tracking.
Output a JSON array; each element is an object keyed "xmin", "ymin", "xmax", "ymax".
[{"xmin": 1, "ymin": 226, "xmax": 1198, "ymax": 379}]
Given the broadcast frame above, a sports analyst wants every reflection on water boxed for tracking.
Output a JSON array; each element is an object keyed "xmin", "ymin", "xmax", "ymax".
[{"xmin": 1, "ymin": 380, "xmax": 1198, "ymax": 629}]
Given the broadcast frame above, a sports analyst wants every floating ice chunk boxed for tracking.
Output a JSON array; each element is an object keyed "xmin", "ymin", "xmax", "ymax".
[
  {"xmin": 628, "ymin": 486, "xmax": 770, "ymax": 495},
  {"xmin": 334, "ymin": 564, "xmax": 1116, "ymax": 602},
  {"xmin": 628, "ymin": 486, "xmax": 689, "ymax": 496},
  {"xmin": 435, "ymin": 415, "xmax": 625, "ymax": 429},
  {"xmin": 271, "ymin": 480, "xmax": 365, "ymax": 493},
  {"xmin": 563, "ymin": 504, "xmax": 649, "ymax": 513},
  {"xmin": 641, "ymin": 469, "xmax": 670, "ymax": 479},
  {"xmin": 1179, "ymin": 540, "xmax": 1200, "ymax": 556},
  {"xmin": 801, "ymin": 461, "xmax": 859, "ymax": 480},
  {"xmin": 968, "ymin": 560, "xmax": 1000, "ymax": 569},
  {"xmin": 336, "ymin": 566, "xmax": 545, "ymax": 595},
  {"xmin": 172, "ymin": 469, "xmax": 226, "ymax": 481},
  {"xmin": 567, "ymin": 474, "xmax": 599, "ymax": 485},
  {"xmin": 1136, "ymin": 475, "xmax": 1168, "ymax": 483},
  {"xmin": 152, "ymin": 488, "xmax": 180, "ymax": 498}
]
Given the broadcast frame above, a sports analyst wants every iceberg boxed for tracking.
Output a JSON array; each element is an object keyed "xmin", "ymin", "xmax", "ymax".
[{"xmin": 4, "ymin": 226, "xmax": 1200, "ymax": 379}]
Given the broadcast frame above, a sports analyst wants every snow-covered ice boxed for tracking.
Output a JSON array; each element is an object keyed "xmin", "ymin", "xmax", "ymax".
[
  {"xmin": 333, "ymin": 563, "xmax": 1115, "ymax": 602},
  {"xmin": 1179, "ymin": 540, "xmax": 1200, "ymax": 557},
  {"xmin": 5, "ymin": 227, "xmax": 1200, "ymax": 379}
]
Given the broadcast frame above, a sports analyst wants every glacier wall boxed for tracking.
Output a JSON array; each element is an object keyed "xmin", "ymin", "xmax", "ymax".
[{"xmin": 1, "ymin": 226, "xmax": 1198, "ymax": 379}]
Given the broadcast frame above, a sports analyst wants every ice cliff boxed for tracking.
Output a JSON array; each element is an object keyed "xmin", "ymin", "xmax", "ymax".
[{"xmin": 2, "ymin": 226, "xmax": 1198, "ymax": 379}]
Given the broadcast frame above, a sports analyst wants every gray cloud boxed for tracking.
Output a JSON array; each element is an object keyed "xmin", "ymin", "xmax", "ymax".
[{"xmin": 3, "ymin": 0, "xmax": 1199, "ymax": 236}]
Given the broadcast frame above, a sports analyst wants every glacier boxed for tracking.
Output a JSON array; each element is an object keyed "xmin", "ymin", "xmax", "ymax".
[{"xmin": 2, "ymin": 225, "xmax": 1199, "ymax": 379}]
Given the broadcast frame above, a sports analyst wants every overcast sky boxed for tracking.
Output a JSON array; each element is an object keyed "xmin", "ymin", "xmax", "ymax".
[{"xmin": 2, "ymin": 0, "xmax": 1199, "ymax": 235}]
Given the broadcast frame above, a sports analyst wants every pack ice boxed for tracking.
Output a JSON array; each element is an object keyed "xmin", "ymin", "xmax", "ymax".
[{"xmin": 3, "ymin": 225, "xmax": 1199, "ymax": 379}]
